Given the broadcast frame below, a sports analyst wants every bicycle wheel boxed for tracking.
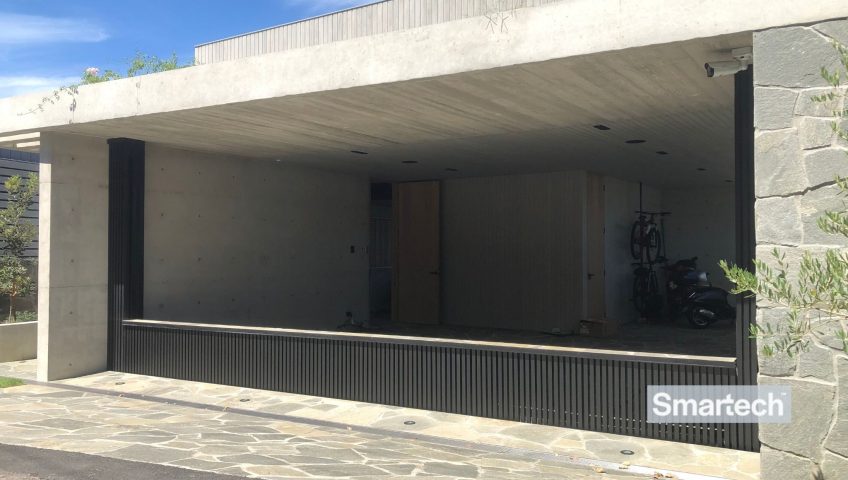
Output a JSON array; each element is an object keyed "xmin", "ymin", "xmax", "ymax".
[
  {"xmin": 649, "ymin": 269, "xmax": 660, "ymax": 296},
  {"xmin": 645, "ymin": 227, "xmax": 662, "ymax": 263},
  {"xmin": 630, "ymin": 221, "xmax": 643, "ymax": 260},
  {"xmin": 633, "ymin": 274, "xmax": 651, "ymax": 314}
]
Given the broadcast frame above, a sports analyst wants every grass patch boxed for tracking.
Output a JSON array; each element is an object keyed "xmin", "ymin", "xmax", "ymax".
[{"xmin": 0, "ymin": 377, "xmax": 23, "ymax": 388}]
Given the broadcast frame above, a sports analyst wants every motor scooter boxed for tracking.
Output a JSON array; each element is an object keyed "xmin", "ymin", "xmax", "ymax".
[{"xmin": 665, "ymin": 257, "xmax": 736, "ymax": 329}]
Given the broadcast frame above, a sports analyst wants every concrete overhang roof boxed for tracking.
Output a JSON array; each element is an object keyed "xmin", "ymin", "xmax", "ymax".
[{"xmin": 1, "ymin": 0, "xmax": 846, "ymax": 186}]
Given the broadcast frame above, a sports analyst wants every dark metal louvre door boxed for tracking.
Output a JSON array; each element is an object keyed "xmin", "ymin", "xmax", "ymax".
[
  {"xmin": 122, "ymin": 323, "xmax": 755, "ymax": 451},
  {"xmin": 734, "ymin": 65, "xmax": 759, "ymax": 452},
  {"xmin": 108, "ymin": 138, "xmax": 145, "ymax": 371}
]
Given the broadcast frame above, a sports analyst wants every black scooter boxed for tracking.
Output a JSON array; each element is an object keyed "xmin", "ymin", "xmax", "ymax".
[{"xmin": 665, "ymin": 258, "xmax": 736, "ymax": 329}]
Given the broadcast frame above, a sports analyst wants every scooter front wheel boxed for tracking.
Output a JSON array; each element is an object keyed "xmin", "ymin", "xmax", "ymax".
[{"xmin": 688, "ymin": 308, "xmax": 714, "ymax": 329}]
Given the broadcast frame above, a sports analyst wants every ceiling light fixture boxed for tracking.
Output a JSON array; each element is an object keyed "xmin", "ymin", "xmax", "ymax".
[
  {"xmin": 697, "ymin": 168, "xmax": 707, "ymax": 171},
  {"xmin": 593, "ymin": 124, "xmax": 611, "ymax": 131},
  {"xmin": 350, "ymin": 150, "xmax": 369, "ymax": 155},
  {"xmin": 626, "ymin": 139, "xmax": 646, "ymax": 144},
  {"xmin": 445, "ymin": 168, "xmax": 458, "ymax": 172},
  {"xmin": 656, "ymin": 151, "xmax": 669, "ymax": 155},
  {"xmin": 402, "ymin": 160, "xmax": 418, "ymax": 164}
]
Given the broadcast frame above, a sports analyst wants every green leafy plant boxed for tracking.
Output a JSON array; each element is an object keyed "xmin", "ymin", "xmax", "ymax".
[
  {"xmin": 0, "ymin": 174, "xmax": 38, "ymax": 324},
  {"xmin": 22, "ymin": 52, "xmax": 193, "ymax": 115},
  {"xmin": 0, "ymin": 377, "xmax": 24, "ymax": 389},
  {"xmin": 722, "ymin": 41, "xmax": 848, "ymax": 357},
  {"xmin": 14, "ymin": 310, "xmax": 36, "ymax": 323}
]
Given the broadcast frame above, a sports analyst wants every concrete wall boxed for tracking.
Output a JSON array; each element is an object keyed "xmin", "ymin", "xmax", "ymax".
[
  {"xmin": 0, "ymin": 321, "xmax": 36, "ymax": 362},
  {"xmin": 603, "ymin": 178, "xmax": 661, "ymax": 325},
  {"xmin": 662, "ymin": 186, "xmax": 736, "ymax": 293},
  {"xmin": 441, "ymin": 171, "xmax": 586, "ymax": 333},
  {"xmin": 754, "ymin": 20, "xmax": 848, "ymax": 480},
  {"xmin": 37, "ymin": 132, "xmax": 109, "ymax": 381},
  {"xmin": 144, "ymin": 144, "xmax": 370, "ymax": 330}
]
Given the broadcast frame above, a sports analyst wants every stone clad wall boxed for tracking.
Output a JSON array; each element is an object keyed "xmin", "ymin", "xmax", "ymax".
[{"xmin": 754, "ymin": 20, "xmax": 848, "ymax": 479}]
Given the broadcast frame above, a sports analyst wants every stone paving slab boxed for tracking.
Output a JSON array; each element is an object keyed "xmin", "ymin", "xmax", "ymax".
[
  {"xmin": 52, "ymin": 366, "xmax": 759, "ymax": 480},
  {"xmin": 0, "ymin": 381, "xmax": 641, "ymax": 480},
  {"xmin": 0, "ymin": 360, "xmax": 760, "ymax": 479},
  {"xmin": 0, "ymin": 443, "xmax": 244, "ymax": 480},
  {"xmin": 0, "ymin": 359, "xmax": 36, "ymax": 381}
]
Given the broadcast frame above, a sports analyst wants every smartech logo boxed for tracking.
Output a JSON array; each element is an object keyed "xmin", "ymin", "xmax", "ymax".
[{"xmin": 647, "ymin": 385, "xmax": 791, "ymax": 424}]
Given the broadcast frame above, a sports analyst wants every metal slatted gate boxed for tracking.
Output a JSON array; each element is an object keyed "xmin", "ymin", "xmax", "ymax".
[{"xmin": 121, "ymin": 323, "xmax": 757, "ymax": 451}]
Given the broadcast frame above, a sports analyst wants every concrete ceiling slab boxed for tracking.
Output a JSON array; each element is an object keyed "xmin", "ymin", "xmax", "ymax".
[{"xmin": 56, "ymin": 33, "xmax": 747, "ymax": 187}]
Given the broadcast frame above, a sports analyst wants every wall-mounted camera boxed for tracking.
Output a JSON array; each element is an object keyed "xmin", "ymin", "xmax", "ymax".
[{"xmin": 705, "ymin": 47, "xmax": 753, "ymax": 78}]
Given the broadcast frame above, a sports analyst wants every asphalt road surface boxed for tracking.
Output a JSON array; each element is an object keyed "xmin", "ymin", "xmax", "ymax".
[{"xmin": 0, "ymin": 444, "xmax": 243, "ymax": 480}]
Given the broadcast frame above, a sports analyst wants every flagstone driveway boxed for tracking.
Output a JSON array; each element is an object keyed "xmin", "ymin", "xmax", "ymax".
[{"xmin": 0, "ymin": 382, "xmax": 637, "ymax": 480}]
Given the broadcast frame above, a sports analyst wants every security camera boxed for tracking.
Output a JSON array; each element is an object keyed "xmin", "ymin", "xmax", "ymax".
[
  {"xmin": 705, "ymin": 61, "xmax": 747, "ymax": 78},
  {"xmin": 705, "ymin": 47, "xmax": 753, "ymax": 78}
]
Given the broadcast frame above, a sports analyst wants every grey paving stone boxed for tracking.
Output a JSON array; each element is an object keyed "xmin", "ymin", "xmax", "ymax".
[
  {"xmin": 217, "ymin": 453, "xmax": 289, "ymax": 465},
  {"xmin": 107, "ymin": 434, "xmax": 178, "ymax": 444},
  {"xmin": 170, "ymin": 458, "xmax": 240, "ymax": 471},
  {"xmin": 109, "ymin": 445, "xmax": 194, "ymax": 463},
  {"xmin": 370, "ymin": 462, "xmax": 418, "ymax": 475},
  {"xmin": 272, "ymin": 454, "xmax": 345, "ymax": 465},
  {"xmin": 296, "ymin": 444, "xmax": 365, "ymax": 462},
  {"xmin": 33, "ymin": 391, "xmax": 86, "ymax": 399},
  {"xmin": 298, "ymin": 463, "xmax": 393, "ymax": 477},
  {"xmin": 199, "ymin": 432, "xmax": 258, "ymax": 443},
  {"xmin": 218, "ymin": 424, "xmax": 280, "ymax": 434},
  {"xmin": 421, "ymin": 461, "xmax": 481, "ymax": 478},
  {"xmin": 251, "ymin": 433, "xmax": 295, "ymax": 442},
  {"xmin": 24, "ymin": 418, "xmax": 100, "ymax": 431}
]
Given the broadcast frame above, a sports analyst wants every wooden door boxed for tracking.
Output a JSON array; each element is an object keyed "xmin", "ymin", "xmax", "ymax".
[
  {"xmin": 586, "ymin": 174, "xmax": 606, "ymax": 320},
  {"xmin": 393, "ymin": 181, "xmax": 441, "ymax": 325}
]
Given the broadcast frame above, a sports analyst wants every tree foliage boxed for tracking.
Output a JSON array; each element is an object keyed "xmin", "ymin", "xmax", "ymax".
[
  {"xmin": 22, "ymin": 52, "xmax": 193, "ymax": 115},
  {"xmin": 0, "ymin": 174, "xmax": 38, "ymax": 323},
  {"xmin": 722, "ymin": 41, "xmax": 848, "ymax": 357}
]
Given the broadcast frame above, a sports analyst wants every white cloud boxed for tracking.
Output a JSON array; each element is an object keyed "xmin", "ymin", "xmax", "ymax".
[
  {"xmin": 0, "ymin": 13, "xmax": 108, "ymax": 45},
  {"xmin": 0, "ymin": 75, "xmax": 79, "ymax": 99}
]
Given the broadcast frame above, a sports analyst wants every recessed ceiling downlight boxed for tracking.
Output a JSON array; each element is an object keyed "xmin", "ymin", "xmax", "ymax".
[
  {"xmin": 697, "ymin": 167, "xmax": 707, "ymax": 171},
  {"xmin": 656, "ymin": 151, "xmax": 669, "ymax": 155},
  {"xmin": 445, "ymin": 168, "xmax": 459, "ymax": 172},
  {"xmin": 350, "ymin": 150, "xmax": 369, "ymax": 155},
  {"xmin": 402, "ymin": 160, "xmax": 418, "ymax": 164},
  {"xmin": 593, "ymin": 124, "xmax": 611, "ymax": 131},
  {"xmin": 626, "ymin": 139, "xmax": 647, "ymax": 144}
]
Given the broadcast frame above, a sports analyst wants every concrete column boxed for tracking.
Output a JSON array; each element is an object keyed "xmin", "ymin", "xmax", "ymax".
[
  {"xmin": 754, "ymin": 20, "xmax": 848, "ymax": 479},
  {"xmin": 37, "ymin": 132, "xmax": 109, "ymax": 381}
]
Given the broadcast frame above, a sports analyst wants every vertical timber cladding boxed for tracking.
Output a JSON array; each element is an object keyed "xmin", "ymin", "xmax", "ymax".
[
  {"xmin": 122, "ymin": 324, "xmax": 752, "ymax": 450},
  {"xmin": 734, "ymin": 66, "xmax": 759, "ymax": 451},
  {"xmin": 107, "ymin": 138, "xmax": 145, "ymax": 371}
]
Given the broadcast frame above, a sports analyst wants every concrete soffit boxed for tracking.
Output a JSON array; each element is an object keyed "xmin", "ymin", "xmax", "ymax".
[{"xmin": 1, "ymin": 0, "xmax": 848, "ymax": 137}]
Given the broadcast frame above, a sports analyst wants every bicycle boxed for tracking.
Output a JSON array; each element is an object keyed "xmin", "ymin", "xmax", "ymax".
[
  {"xmin": 632, "ymin": 262, "xmax": 662, "ymax": 315},
  {"xmin": 630, "ymin": 211, "xmax": 670, "ymax": 264}
]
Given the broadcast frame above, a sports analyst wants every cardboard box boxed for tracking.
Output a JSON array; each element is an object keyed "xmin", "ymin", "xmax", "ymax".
[{"xmin": 579, "ymin": 319, "xmax": 618, "ymax": 337}]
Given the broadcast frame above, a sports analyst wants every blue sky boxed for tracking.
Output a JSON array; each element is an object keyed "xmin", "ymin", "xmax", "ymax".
[{"xmin": 0, "ymin": 0, "xmax": 373, "ymax": 98}]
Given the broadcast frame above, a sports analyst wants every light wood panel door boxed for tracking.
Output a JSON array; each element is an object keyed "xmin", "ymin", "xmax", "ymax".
[
  {"xmin": 393, "ymin": 181, "xmax": 441, "ymax": 325},
  {"xmin": 586, "ymin": 174, "xmax": 606, "ymax": 320}
]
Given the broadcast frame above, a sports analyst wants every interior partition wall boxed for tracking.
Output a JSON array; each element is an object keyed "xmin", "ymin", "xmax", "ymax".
[{"xmin": 106, "ymin": 67, "xmax": 758, "ymax": 451}]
